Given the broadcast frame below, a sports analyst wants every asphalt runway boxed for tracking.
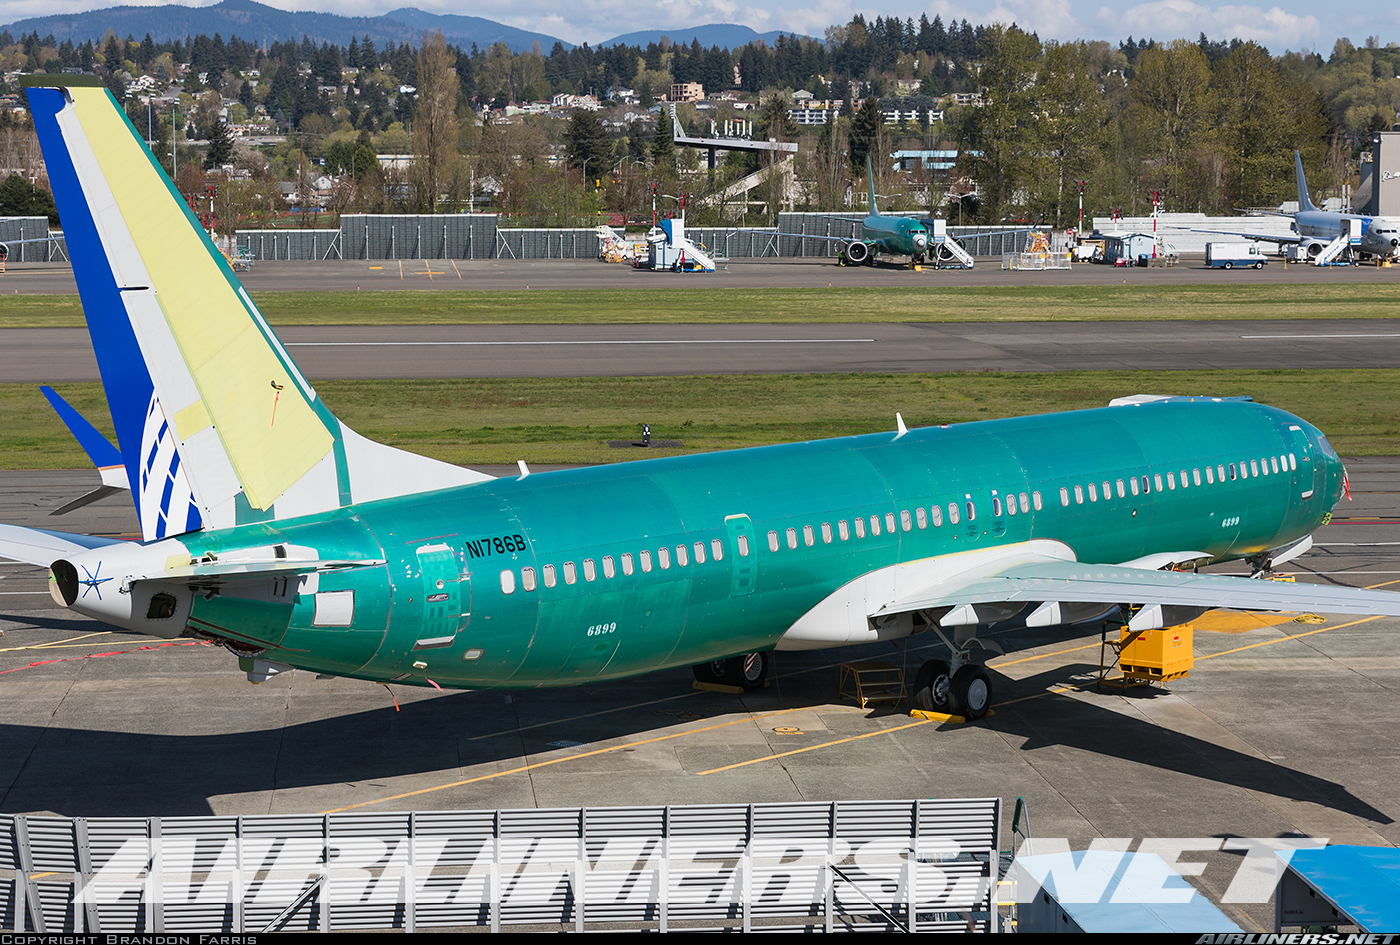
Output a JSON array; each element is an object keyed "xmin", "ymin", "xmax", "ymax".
[
  {"xmin": 4, "ymin": 461, "xmax": 1400, "ymax": 931},
  {"xmin": 7, "ymin": 319, "xmax": 1400, "ymax": 381},
  {"xmin": 4, "ymin": 255, "xmax": 1400, "ymax": 293}
]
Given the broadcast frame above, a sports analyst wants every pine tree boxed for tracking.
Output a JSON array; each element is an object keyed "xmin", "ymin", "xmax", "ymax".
[
  {"xmin": 204, "ymin": 120, "xmax": 233, "ymax": 169},
  {"xmin": 650, "ymin": 112, "xmax": 675, "ymax": 167}
]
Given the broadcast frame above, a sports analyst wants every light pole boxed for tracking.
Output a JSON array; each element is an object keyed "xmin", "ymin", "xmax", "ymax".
[
  {"xmin": 1075, "ymin": 180, "xmax": 1087, "ymax": 237},
  {"xmin": 1150, "ymin": 189, "xmax": 1161, "ymax": 258},
  {"xmin": 578, "ymin": 156, "xmax": 594, "ymax": 229}
]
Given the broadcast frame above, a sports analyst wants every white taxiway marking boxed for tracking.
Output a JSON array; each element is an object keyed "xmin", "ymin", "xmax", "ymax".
[
  {"xmin": 285, "ymin": 338, "xmax": 877, "ymax": 347},
  {"xmin": 1314, "ymin": 542, "xmax": 1400, "ymax": 546},
  {"xmin": 1240, "ymin": 333, "xmax": 1400, "ymax": 339}
]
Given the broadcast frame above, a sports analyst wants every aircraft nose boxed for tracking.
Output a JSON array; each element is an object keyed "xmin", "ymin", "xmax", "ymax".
[{"xmin": 913, "ymin": 234, "xmax": 927, "ymax": 248}]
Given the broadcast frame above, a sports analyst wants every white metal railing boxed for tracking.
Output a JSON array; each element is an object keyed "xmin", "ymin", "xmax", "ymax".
[{"xmin": 3, "ymin": 798, "xmax": 998, "ymax": 933}]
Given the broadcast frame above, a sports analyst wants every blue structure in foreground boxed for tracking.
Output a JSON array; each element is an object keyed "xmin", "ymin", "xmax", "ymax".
[{"xmin": 1277, "ymin": 845, "xmax": 1400, "ymax": 932}]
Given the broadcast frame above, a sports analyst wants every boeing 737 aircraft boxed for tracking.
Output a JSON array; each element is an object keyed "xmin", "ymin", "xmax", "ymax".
[
  {"xmin": 1192, "ymin": 151, "xmax": 1400, "ymax": 264},
  {"xmin": 7, "ymin": 80, "xmax": 1400, "ymax": 723}
]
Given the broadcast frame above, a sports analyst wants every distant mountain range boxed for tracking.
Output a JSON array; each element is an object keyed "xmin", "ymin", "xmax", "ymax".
[{"xmin": 0, "ymin": 1, "xmax": 804, "ymax": 55}]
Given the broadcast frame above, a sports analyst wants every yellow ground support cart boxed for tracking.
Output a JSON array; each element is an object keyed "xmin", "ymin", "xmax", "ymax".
[{"xmin": 1098, "ymin": 624, "xmax": 1194, "ymax": 689}]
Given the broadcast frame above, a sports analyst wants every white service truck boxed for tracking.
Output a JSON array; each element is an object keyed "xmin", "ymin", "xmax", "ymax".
[{"xmin": 1205, "ymin": 241, "xmax": 1270, "ymax": 269}]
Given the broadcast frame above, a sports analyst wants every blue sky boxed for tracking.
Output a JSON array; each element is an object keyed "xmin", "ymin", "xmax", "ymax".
[{"xmin": 0, "ymin": 0, "xmax": 1371, "ymax": 55}]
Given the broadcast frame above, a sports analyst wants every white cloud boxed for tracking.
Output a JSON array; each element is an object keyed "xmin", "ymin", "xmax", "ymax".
[{"xmin": 1096, "ymin": 0, "xmax": 1320, "ymax": 48}]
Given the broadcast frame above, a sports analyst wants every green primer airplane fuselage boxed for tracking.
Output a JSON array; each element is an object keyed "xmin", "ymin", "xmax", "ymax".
[
  {"xmin": 174, "ymin": 401, "xmax": 1342, "ymax": 689},
  {"xmin": 859, "ymin": 212, "xmax": 929, "ymax": 259}
]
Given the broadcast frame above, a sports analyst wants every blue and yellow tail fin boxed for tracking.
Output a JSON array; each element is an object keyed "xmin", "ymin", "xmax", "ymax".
[{"xmin": 27, "ymin": 80, "xmax": 492, "ymax": 540}]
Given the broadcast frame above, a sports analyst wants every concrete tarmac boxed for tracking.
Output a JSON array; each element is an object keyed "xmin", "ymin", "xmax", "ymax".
[
  {"xmin": 3, "ymin": 462, "xmax": 1400, "ymax": 931},
  {"xmin": 6, "ymin": 319, "xmax": 1400, "ymax": 381},
  {"xmin": 4, "ymin": 255, "xmax": 1400, "ymax": 293}
]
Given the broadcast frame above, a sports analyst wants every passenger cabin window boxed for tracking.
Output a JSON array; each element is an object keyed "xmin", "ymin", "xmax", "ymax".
[
  {"xmin": 855, "ymin": 517, "xmax": 867, "ymax": 538},
  {"xmin": 1032, "ymin": 491, "xmax": 1043, "ymax": 511},
  {"xmin": 621, "ymin": 553, "xmax": 634, "ymax": 575},
  {"xmin": 839, "ymin": 520, "xmax": 850, "ymax": 540},
  {"xmin": 1004, "ymin": 496, "xmax": 1015, "ymax": 516},
  {"xmin": 1229, "ymin": 463, "xmax": 1238, "ymax": 480},
  {"xmin": 676, "ymin": 545, "xmax": 688, "ymax": 567},
  {"xmin": 1154, "ymin": 474, "xmax": 1164, "ymax": 492},
  {"xmin": 543, "ymin": 563, "xmax": 557, "ymax": 588},
  {"xmin": 992, "ymin": 496, "xmax": 1003, "ymax": 516},
  {"xmin": 948, "ymin": 503, "xmax": 960, "ymax": 524},
  {"xmin": 1250, "ymin": 460, "xmax": 1259, "ymax": 477},
  {"xmin": 640, "ymin": 551, "xmax": 652, "ymax": 573},
  {"xmin": 768, "ymin": 530, "xmax": 779, "ymax": 552},
  {"xmin": 916, "ymin": 507, "xmax": 928, "ymax": 529},
  {"xmin": 1289, "ymin": 453, "xmax": 1297, "ymax": 470},
  {"xmin": 603, "ymin": 555, "xmax": 616, "ymax": 578},
  {"xmin": 931, "ymin": 506, "xmax": 943, "ymax": 527},
  {"xmin": 1087, "ymin": 483, "xmax": 1097, "ymax": 502},
  {"xmin": 870, "ymin": 515, "xmax": 882, "ymax": 536},
  {"xmin": 964, "ymin": 498, "xmax": 976, "ymax": 521},
  {"xmin": 1116, "ymin": 479, "xmax": 1125, "ymax": 498},
  {"xmin": 736, "ymin": 535, "xmax": 749, "ymax": 557},
  {"xmin": 1103, "ymin": 481, "xmax": 1111, "ymax": 500},
  {"xmin": 1205, "ymin": 466, "xmax": 1214, "ymax": 484},
  {"xmin": 1074, "ymin": 485, "xmax": 1084, "ymax": 505},
  {"xmin": 885, "ymin": 513, "xmax": 897, "ymax": 533},
  {"xmin": 1217, "ymin": 464, "xmax": 1226, "ymax": 481},
  {"xmin": 1179, "ymin": 469, "xmax": 1188, "ymax": 488},
  {"xmin": 1130, "ymin": 477, "xmax": 1140, "ymax": 496},
  {"xmin": 786, "ymin": 527, "xmax": 798, "ymax": 549},
  {"xmin": 1060, "ymin": 487, "xmax": 1070, "ymax": 507},
  {"xmin": 563, "ymin": 561, "xmax": 577, "ymax": 584},
  {"xmin": 693, "ymin": 542, "xmax": 705, "ymax": 563},
  {"xmin": 1167, "ymin": 472, "xmax": 1176, "ymax": 490},
  {"xmin": 1271, "ymin": 457, "xmax": 1279, "ymax": 474},
  {"xmin": 821, "ymin": 522, "xmax": 833, "ymax": 543},
  {"xmin": 658, "ymin": 547, "xmax": 671, "ymax": 569},
  {"xmin": 1020, "ymin": 493, "xmax": 1030, "ymax": 513},
  {"xmin": 802, "ymin": 525, "xmax": 814, "ymax": 547},
  {"xmin": 711, "ymin": 539, "xmax": 724, "ymax": 560},
  {"xmin": 521, "ymin": 567, "xmax": 537, "ymax": 592},
  {"xmin": 500, "ymin": 570, "xmax": 516, "ymax": 594},
  {"xmin": 900, "ymin": 510, "xmax": 912, "ymax": 531},
  {"xmin": 583, "ymin": 559, "xmax": 597, "ymax": 582}
]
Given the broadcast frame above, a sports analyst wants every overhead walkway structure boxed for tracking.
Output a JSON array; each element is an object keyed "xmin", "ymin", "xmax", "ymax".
[{"xmin": 669, "ymin": 104, "xmax": 797, "ymax": 171}]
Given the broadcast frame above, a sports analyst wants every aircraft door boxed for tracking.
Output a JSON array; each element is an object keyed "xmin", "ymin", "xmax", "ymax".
[
  {"xmin": 725, "ymin": 514, "xmax": 757, "ymax": 596},
  {"xmin": 413, "ymin": 542, "xmax": 468, "ymax": 650}
]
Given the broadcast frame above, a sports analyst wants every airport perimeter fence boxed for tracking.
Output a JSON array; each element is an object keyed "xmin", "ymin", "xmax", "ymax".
[
  {"xmin": 0, "ymin": 216, "xmax": 67, "ymax": 262},
  {"xmin": 1, "ymin": 797, "xmax": 1000, "ymax": 933},
  {"xmin": 231, "ymin": 213, "xmax": 1053, "ymax": 263}
]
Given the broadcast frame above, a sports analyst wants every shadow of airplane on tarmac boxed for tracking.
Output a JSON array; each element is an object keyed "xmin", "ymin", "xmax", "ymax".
[{"xmin": 0, "ymin": 642, "xmax": 1391, "ymax": 827}]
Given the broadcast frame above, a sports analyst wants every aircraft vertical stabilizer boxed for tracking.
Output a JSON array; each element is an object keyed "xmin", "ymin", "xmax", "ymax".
[
  {"xmin": 1295, "ymin": 150, "xmax": 1317, "ymax": 213},
  {"xmin": 866, "ymin": 155, "xmax": 880, "ymax": 215},
  {"xmin": 26, "ymin": 81, "xmax": 492, "ymax": 540}
]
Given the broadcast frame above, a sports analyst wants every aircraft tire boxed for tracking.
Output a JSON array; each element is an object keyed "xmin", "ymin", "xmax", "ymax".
[
  {"xmin": 693, "ymin": 659, "xmax": 728, "ymax": 684},
  {"xmin": 949, "ymin": 665, "xmax": 992, "ymax": 720},
  {"xmin": 911, "ymin": 659, "xmax": 954, "ymax": 713}
]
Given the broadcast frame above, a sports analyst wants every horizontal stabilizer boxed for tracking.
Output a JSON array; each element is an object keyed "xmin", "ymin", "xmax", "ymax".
[
  {"xmin": 155, "ymin": 556, "xmax": 386, "ymax": 584},
  {"xmin": 0, "ymin": 522, "xmax": 125, "ymax": 566}
]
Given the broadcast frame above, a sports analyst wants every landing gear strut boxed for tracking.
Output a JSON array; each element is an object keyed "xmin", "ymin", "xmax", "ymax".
[{"xmin": 694, "ymin": 651, "xmax": 769, "ymax": 690}]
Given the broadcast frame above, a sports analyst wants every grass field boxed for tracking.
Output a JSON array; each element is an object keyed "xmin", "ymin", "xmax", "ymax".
[
  {"xmin": 7, "ymin": 369, "xmax": 1400, "ymax": 469},
  {"xmin": 3, "ymin": 282, "xmax": 1400, "ymax": 327}
]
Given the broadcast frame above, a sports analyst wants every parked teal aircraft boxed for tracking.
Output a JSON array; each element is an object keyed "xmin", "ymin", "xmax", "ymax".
[{"xmin": 7, "ymin": 81, "xmax": 1400, "ymax": 721}]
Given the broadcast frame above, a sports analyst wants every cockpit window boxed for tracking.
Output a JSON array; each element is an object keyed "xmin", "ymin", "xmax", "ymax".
[{"xmin": 1317, "ymin": 434, "xmax": 1338, "ymax": 460}]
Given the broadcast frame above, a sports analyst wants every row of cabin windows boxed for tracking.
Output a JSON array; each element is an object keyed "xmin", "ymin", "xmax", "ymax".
[
  {"xmin": 500, "ymin": 538, "xmax": 728, "ymax": 595},
  {"xmin": 763, "ymin": 490, "xmax": 1046, "ymax": 553},
  {"xmin": 1058, "ymin": 453, "xmax": 1298, "ymax": 507}
]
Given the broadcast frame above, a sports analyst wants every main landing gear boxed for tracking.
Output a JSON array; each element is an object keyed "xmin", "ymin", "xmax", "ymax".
[
  {"xmin": 694, "ymin": 651, "xmax": 769, "ymax": 690},
  {"xmin": 911, "ymin": 660, "xmax": 992, "ymax": 719},
  {"xmin": 909, "ymin": 618, "xmax": 1001, "ymax": 719}
]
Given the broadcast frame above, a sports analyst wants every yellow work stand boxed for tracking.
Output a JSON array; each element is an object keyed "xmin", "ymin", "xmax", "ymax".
[
  {"xmin": 1098, "ymin": 624, "xmax": 1194, "ymax": 691},
  {"xmin": 839, "ymin": 661, "xmax": 906, "ymax": 708}
]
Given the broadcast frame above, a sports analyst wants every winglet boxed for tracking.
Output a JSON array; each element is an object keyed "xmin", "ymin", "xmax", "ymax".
[
  {"xmin": 894, "ymin": 412, "xmax": 908, "ymax": 439},
  {"xmin": 867, "ymin": 154, "xmax": 879, "ymax": 216},
  {"xmin": 1295, "ymin": 150, "xmax": 1317, "ymax": 213}
]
